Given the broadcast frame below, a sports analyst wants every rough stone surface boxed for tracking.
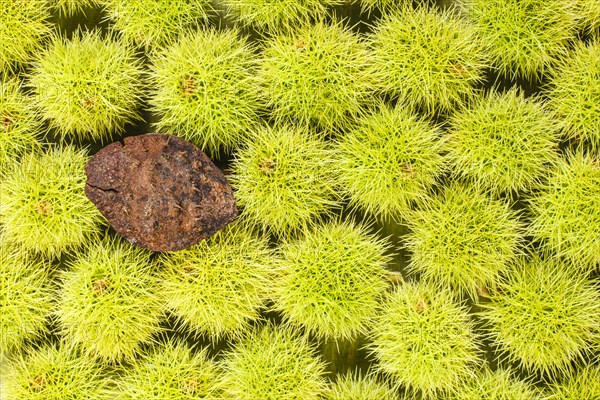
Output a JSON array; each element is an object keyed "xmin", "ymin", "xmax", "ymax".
[{"xmin": 85, "ymin": 133, "xmax": 238, "ymax": 252}]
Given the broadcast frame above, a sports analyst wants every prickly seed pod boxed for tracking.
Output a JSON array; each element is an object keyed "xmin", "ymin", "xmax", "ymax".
[
  {"xmin": 103, "ymin": 0, "xmax": 212, "ymax": 48},
  {"xmin": 451, "ymin": 367, "xmax": 543, "ymax": 400},
  {"xmin": 369, "ymin": 5, "xmax": 488, "ymax": 115},
  {"xmin": 334, "ymin": 101, "xmax": 447, "ymax": 220},
  {"xmin": 50, "ymin": 0, "xmax": 100, "ymax": 16},
  {"xmin": 368, "ymin": 282, "xmax": 481, "ymax": 399},
  {"xmin": 480, "ymin": 254, "xmax": 600, "ymax": 376},
  {"xmin": 110, "ymin": 340, "xmax": 223, "ymax": 399},
  {"xmin": 460, "ymin": 0, "xmax": 579, "ymax": 80},
  {"xmin": 0, "ymin": 146, "xmax": 104, "ymax": 258},
  {"xmin": 575, "ymin": 0, "xmax": 600, "ymax": 33},
  {"xmin": 447, "ymin": 88, "xmax": 561, "ymax": 195},
  {"xmin": 230, "ymin": 125, "xmax": 339, "ymax": 237},
  {"xmin": 0, "ymin": 244, "xmax": 54, "ymax": 355},
  {"xmin": 327, "ymin": 370, "xmax": 401, "ymax": 400},
  {"xmin": 0, "ymin": 0, "xmax": 51, "ymax": 75},
  {"xmin": 28, "ymin": 30, "xmax": 144, "ymax": 142},
  {"xmin": 0, "ymin": 78, "xmax": 43, "ymax": 176},
  {"xmin": 528, "ymin": 151, "xmax": 600, "ymax": 271},
  {"xmin": 546, "ymin": 365, "xmax": 600, "ymax": 400},
  {"xmin": 359, "ymin": 0, "xmax": 411, "ymax": 14},
  {"xmin": 273, "ymin": 220, "xmax": 392, "ymax": 340},
  {"xmin": 3, "ymin": 342, "xmax": 110, "ymax": 400},
  {"xmin": 222, "ymin": 0, "xmax": 342, "ymax": 32},
  {"xmin": 404, "ymin": 182, "xmax": 523, "ymax": 299},
  {"xmin": 220, "ymin": 323, "xmax": 329, "ymax": 399},
  {"xmin": 160, "ymin": 221, "xmax": 274, "ymax": 341},
  {"xmin": 546, "ymin": 39, "xmax": 600, "ymax": 152},
  {"xmin": 56, "ymin": 236, "xmax": 163, "ymax": 363},
  {"xmin": 257, "ymin": 21, "xmax": 375, "ymax": 132},
  {"xmin": 149, "ymin": 29, "xmax": 262, "ymax": 157}
]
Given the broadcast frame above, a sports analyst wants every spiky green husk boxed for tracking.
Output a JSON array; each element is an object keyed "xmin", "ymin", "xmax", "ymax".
[
  {"xmin": 575, "ymin": 0, "xmax": 600, "ymax": 32},
  {"xmin": 220, "ymin": 324, "xmax": 329, "ymax": 399},
  {"xmin": 273, "ymin": 221, "xmax": 391, "ymax": 340},
  {"xmin": 28, "ymin": 30, "xmax": 143, "ymax": 141},
  {"xmin": 460, "ymin": 0, "xmax": 578, "ymax": 80},
  {"xmin": 360, "ymin": 0, "xmax": 411, "ymax": 14},
  {"xmin": 2, "ymin": 342, "xmax": 110, "ymax": 400},
  {"xmin": 257, "ymin": 21, "xmax": 374, "ymax": 131},
  {"xmin": 335, "ymin": 102, "xmax": 446, "ymax": 220},
  {"xmin": 404, "ymin": 183, "xmax": 523, "ymax": 299},
  {"xmin": 481, "ymin": 255, "xmax": 600, "ymax": 376},
  {"xmin": 110, "ymin": 340, "xmax": 222, "ymax": 399},
  {"xmin": 230, "ymin": 125, "xmax": 339, "ymax": 237},
  {"xmin": 447, "ymin": 88, "xmax": 560, "ymax": 194},
  {"xmin": 546, "ymin": 365, "xmax": 600, "ymax": 400},
  {"xmin": 103, "ymin": 0, "xmax": 212, "ymax": 48},
  {"xmin": 451, "ymin": 368, "xmax": 542, "ymax": 400},
  {"xmin": 0, "ymin": 78, "xmax": 43, "ymax": 176},
  {"xmin": 0, "ymin": 0, "xmax": 51, "ymax": 75},
  {"xmin": 56, "ymin": 236, "xmax": 163, "ymax": 363},
  {"xmin": 528, "ymin": 152, "xmax": 600, "ymax": 270},
  {"xmin": 368, "ymin": 282, "xmax": 480, "ymax": 398},
  {"xmin": 0, "ymin": 146, "xmax": 103, "ymax": 257},
  {"xmin": 546, "ymin": 39, "xmax": 600, "ymax": 152},
  {"xmin": 149, "ymin": 29, "xmax": 261, "ymax": 157},
  {"xmin": 369, "ymin": 5, "xmax": 487, "ymax": 115},
  {"xmin": 50, "ymin": 0, "xmax": 100, "ymax": 16},
  {"xmin": 327, "ymin": 370, "xmax": 400, "ymax": 400},
  {"xmin": 160, "ymin": 221, "xmax": 274, "ymax": 341},
  {"xmin": 222, "ymin": 0, "xmax": 341, "ymax": 31},
  {"xmin": 0, "ymin": 245, "xmax": 53, "ymax": 355}
]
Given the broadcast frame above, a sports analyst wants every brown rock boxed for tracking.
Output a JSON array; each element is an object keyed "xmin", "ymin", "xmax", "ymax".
[{"xmin": 85, "ymin": 133, "xmax": 238, "ymax": 252}]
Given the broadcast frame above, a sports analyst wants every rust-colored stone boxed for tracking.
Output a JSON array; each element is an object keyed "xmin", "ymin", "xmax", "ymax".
[{"xmin": 85, "ymin": 133, "xmax": 238, "ymax": 252}]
